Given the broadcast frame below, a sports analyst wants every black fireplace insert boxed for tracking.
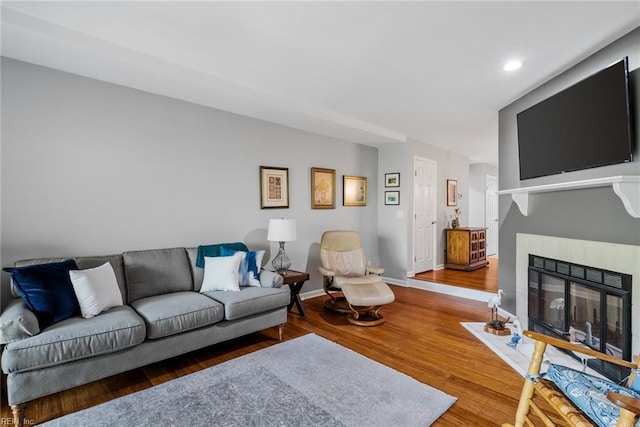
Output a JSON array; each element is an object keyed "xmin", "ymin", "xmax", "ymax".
[{"xmin": 527, "ymin": 254, "xmax": 632, "ymax": 382}]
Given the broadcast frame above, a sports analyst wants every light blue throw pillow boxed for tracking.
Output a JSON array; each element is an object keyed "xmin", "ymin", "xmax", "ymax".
[
  {"xmin": 220, "ymin": 247, "xmax": 264, "ymax": 287},
  {"xmin": 546, "ymin": 364, "xmax": 640, "ymax": 427}
]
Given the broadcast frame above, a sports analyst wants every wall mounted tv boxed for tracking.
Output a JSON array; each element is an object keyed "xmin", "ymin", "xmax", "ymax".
[{"xmin": 517, "ymin": 57, "xmax": 634, "ymax": 180}]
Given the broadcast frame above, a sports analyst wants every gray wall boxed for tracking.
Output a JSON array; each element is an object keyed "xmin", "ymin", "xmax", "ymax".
[
  {"xmin": 1, "ymin": 58, "xmax": 382, "ymax": 308},
  {"xmin": 406, "ymin": 138, "xmax": 470, "ymax": 271},
  {"xmin": 377, "ymin": 143, "xmax": 408, "ymax": 281},
  {"xmin": 498, "ymin": 27, "xmax": 640, "ymax": 314},
  {"xmin": 469, "ymin": 163, "xmax": 498, "ymax": 228}
]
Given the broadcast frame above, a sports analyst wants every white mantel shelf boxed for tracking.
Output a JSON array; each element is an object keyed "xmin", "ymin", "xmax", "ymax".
[{"xmin": 497, "ymin": 175, "xmax": 640, "ymax": 218}]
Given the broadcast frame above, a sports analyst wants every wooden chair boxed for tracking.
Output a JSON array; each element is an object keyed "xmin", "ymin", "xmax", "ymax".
[{"xmin": 503, "ymin": 330, "xmax": 640, "ymax": 427}]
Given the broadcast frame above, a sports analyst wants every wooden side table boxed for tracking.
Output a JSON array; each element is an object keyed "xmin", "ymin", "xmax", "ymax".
[{"xmin": 281, "ymin": 270, "xmax": 310, "ymax": 317}]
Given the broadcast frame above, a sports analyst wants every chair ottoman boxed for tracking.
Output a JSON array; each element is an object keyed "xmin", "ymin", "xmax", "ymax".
[{"xmin": 341, "ymin": 281, "xmax": 395, "ymax": 326}]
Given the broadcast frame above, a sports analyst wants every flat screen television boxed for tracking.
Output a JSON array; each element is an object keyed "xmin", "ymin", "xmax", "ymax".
[{"xmin": 517, "ymin": 57, "xmax": 634, "ymax": 180}]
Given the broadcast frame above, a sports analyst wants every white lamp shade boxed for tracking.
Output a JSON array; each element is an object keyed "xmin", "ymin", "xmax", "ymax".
[{"xmin": 267, "ymin": 219, "xmax": 297, "ymax": 242}]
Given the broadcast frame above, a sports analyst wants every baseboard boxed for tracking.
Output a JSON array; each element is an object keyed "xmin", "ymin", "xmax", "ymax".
[
  {"xmin": 408, "ymin": 265, "xmax": 445, "ymax": 278},
  {"xmin": 299, "ymin": 288, "xmax": 325, "ymax": 301},
  {"xmin": 407, "ymin": 278, "xmax": 496, "ymax": 303},
  {"xmin": 382, "ymin": 276, "xmax": 408, "ymax": 287}
]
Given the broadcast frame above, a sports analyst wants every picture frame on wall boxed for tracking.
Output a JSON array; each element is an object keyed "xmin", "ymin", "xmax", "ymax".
[
  {"xmin": 343, "ymin": 175, "xmax": 367, "ymax": 206},
  {"xmin": 311, "ymin": 167, "xmax": 336, "ymax": 209},
  {"xmin": 446, "ymin": 179, "xmax": 457, "ymax": 207},
  {"xmin": 385, "ymin": 191, "xmax": 400, "ymax": 205},
  {"xmin": 385, "ymin": 173, "xmax": 400, "ymax": 187},
  {"xmin": 260, "ymin": 166, "xmax": 289, "ymax": 209}
]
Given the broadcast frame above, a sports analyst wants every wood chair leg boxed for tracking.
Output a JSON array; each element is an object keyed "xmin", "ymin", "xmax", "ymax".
[
  {"xmin": 616, "ymin": 408, "xmax": 639, "ymax": 427},
  {"xmin": 278, "ymin": 324, "xmax": 285, "ymax": 341},
  {"xmin": 11, "ymin": 404, "xmax": 26, "ymax": 427},
  {"xmin": 512, "ymin": 340, "xmax": 548, "ymax": 427}
]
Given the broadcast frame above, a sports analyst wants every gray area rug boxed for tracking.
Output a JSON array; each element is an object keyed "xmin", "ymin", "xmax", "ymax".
[{"xmin": 42, "ymin": 334, "xmax": 456, "ymax": 426}]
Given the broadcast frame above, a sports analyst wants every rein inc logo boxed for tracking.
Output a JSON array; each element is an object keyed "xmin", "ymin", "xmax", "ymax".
[{"xmin": 1, "ymin": 418, "xmax": 35, "ymax": 425}]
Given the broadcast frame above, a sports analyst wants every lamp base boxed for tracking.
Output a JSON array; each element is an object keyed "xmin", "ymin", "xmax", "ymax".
[{"xmin": 272, "ymin": 241, "xmax": 291, "ymax": 273}]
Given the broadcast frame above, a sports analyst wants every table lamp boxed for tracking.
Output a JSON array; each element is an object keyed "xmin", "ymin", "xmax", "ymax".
[{"xmin": 267, "ymin": 218, "xmax": 296, "ymax": 273}]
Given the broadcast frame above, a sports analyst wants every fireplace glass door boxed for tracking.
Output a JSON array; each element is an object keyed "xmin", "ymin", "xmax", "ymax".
[
  {"xmin": 541, "ymin": 273, "xmax": 565, "ymax": 332},
  {"xmin": 605, "ymin": 294, "xmax": 624, "ymax": 359},
  {"xmin": 569, "ymin": 282, "xmax": 601, "ymax": 350}
]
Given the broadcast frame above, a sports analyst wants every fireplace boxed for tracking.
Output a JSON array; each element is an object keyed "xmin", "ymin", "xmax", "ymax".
[
  {"xmin": 527, "ymin": 254, "xmax": 632, "ymax": 381},
  {"xmin": 515, "ymin": 234, "xmax": 639, "ymax": 384}
]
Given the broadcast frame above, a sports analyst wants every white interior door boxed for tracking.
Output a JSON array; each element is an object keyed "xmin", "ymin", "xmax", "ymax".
[
  {"xmin": 413, "ymin": 157, "xmax": 437, "ymax": 273},
  {"xmin": 485, "ymin": 174, "xmax": 498, "ymax": 256}
]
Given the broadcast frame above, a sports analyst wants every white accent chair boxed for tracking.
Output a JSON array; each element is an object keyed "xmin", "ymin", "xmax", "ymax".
[{"xmin": 318, "ymin": 230, "xmax": 394, "ymax": 326}]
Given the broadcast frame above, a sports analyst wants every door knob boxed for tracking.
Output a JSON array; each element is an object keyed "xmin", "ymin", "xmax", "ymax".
[{"xmin": 432, "ymin": 221, "xmax": 437, "ymax": 224}]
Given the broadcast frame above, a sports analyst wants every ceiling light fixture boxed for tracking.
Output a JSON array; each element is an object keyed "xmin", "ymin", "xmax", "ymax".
[{"xmin": 503, "ymin": 60, "xmax": 522, "ymax": 71}]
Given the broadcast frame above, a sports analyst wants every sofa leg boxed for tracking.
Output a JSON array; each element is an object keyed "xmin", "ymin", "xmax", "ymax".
[
  {"xmin": 11, "ymin": 404, "xmax": 26, "ymax": 427},
  {"xmin": 278, "ymin": 324, "xmax": 285, "ymax": 341}
]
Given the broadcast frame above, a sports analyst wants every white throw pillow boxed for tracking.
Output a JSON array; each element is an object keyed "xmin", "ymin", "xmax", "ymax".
[
  {"xmin": 201, "ymin": 252, "xmax": 244, "ymax": 292},
  {"xmin": 69, "ymin": 262, "xmax": 123, "ymax": 319}
]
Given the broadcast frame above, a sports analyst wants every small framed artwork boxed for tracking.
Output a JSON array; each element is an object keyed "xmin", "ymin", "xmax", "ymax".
[
  {"xmin": 260, "ymin": 166, "xmax": 289, "ymax": 209},
  {"xmin": 343, "ymin": 175, "xmax": 367, "ymax": 206},
  {"xmin": 385, "ymin": 172, "xmax": 400, "ymax": 187},
  {"xmin": 446, "ymin": 179, "xmax": 458, "ymax": 207},
  {"xmin": 385, "ymin": 191, "xmax": 400, "ymax": 205},
  {"xmin": 311, "ymin": 167, "xmax": 336, "ymax": 209}
]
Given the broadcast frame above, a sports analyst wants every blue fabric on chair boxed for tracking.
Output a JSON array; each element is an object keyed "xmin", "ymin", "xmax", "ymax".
[
  {"xmin": 546, "ymin": 364, "xmax": 640, "ymax": 427},
  {"xmin": 195, "ymin": 243, "xmax": 248, "ymax": 268},
  {"xmin": 3, "ymin": 259, "xmax": 80, "ymax": 329}
]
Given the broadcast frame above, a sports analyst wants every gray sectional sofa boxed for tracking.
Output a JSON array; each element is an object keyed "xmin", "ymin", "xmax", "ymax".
[{"xmin": 0, "ymin": 243, "xmax": 290, "ymax": 424}]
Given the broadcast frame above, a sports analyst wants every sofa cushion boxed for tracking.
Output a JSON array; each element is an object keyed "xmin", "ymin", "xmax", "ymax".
[
  {"xmin": 186, "ymin": 247, "xmax": 205, "ymax": 292},
  {"xmin": 203, "ymin": 286, "xmax": 290, "ymax": 321},
  {"xmin": 1, "ymin": 306, "xmax": 145, "ymax": 374},
  {"xmin": 123, "ymin": 248, "xmax": 193, "ymax": 302},
  {"xmin": 3, "ymin": 259, "xmax": 80, "ymax": 329},
  {"xmin": 130, "ymin": 291, "xmax": 224, "ymax": 339}
]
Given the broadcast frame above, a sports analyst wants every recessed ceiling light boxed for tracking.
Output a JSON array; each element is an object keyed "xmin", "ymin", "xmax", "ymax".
[{"xmin": 504, "ymin": 60, "xmax": 522, "ymax": 71}]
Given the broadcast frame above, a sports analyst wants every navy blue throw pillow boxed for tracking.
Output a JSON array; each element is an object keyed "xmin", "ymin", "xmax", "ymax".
[{"xmin": 3, "ymin": 259, "xmax": 80, "ymax": 329}]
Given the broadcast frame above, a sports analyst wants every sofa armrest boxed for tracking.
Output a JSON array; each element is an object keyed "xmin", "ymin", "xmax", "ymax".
[
  {"xmin": 259, "ymin": 270, "xmax": 284, "ymax": 288},
  {"xmin": 0, "ymin": 299, "xmax": 40, "ymax": 344},
  {"xmin": 318, "ymin": 266, "xmax": 335, "ymax": 277},
  {"xmin": 366, "ymin": 265, "xmax": 384, "ymax": 275}
]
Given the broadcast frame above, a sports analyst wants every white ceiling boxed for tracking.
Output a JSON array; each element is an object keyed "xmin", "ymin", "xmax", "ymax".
[{"xmin": 2, "ymin": 1, "xmax": 639, "ymax": 166}]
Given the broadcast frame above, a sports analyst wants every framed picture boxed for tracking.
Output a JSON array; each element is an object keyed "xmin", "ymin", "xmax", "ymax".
[
  {"xmin": 343, "ymin": 175, "xmax": 367, "ymax": 206},
  {"xmin": 446, "ymin": 179, "xmax": 458, "ymax": 207},
  {"xmin": 385, "ymin": 173, "xmax": 400, "ymax": 187},
  {"xmin": 385, "ymin": 191, "xmax": 400, "ymax": 205},
  {"xmin": 260, "ymin": 166, "xmax": 289, "ymax": 209},
  {"xmin": 311, "ymin": 167, "xmax": 336, "ymax": 209}
]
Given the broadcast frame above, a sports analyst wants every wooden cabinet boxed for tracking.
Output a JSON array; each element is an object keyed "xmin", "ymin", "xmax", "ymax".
[{"xmin": 445, "ymin": 227, "xmax": 489, "ymax": 271}]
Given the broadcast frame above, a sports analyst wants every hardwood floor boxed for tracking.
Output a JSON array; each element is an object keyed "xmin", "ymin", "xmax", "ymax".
[
  {"xmin": 414, "ymin": 256, "xmax": 499, "ymax": 293},
  {"xmin": 0, "ymin": 286, "xmax": 524, "ymax": 426}
]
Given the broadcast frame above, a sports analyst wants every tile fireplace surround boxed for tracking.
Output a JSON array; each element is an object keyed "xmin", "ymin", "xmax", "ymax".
[{"xmin": 516, "ymin": 233, "xmax": 640, "ymax": 359}]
